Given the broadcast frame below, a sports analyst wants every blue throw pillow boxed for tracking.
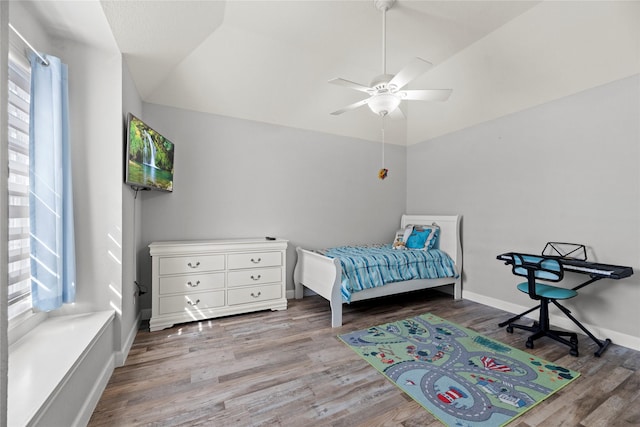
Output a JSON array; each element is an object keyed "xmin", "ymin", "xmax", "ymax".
[{"xmin": 406, "ymin": 228, "xmax": 431, "ymax": 249}]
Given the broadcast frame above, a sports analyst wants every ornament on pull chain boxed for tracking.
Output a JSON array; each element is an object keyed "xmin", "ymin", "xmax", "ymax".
[{"xmin": 378, "ymin": 114, "xmax": 389, "ymax": 180}]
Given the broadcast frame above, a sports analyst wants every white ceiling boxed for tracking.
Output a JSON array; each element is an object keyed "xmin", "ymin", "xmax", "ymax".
[{"xmin": 23, "ymin": 0, "xmax": 543, "ymax": 144}]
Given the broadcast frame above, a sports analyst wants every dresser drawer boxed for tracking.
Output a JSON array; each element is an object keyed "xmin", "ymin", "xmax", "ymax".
[
  {"xmin": 227, "ymin": 251, "xmax": 282, "ymax": 270},
  {"xmin": 228, "ymin": 267, "xmax": 282, "ymax": 287},
  {"xmin": 159, "ymin": 254, "xmax": 225, "ymax": 275},
  {"xmin": 227, "ymin": 283, "xmax": 282, "ymax": 306},
  {"xmin": 159, "ymin": 273, "xmax": 225, "ymax": 295},
  {"xmin": 158, "ymin": 291, "xmax": 225, "ymax": 314}
]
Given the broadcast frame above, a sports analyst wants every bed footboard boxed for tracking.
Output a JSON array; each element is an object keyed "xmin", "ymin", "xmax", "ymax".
[{"xmin": 293, "ymin": 247, "xmax": 344, "ymax": 327}]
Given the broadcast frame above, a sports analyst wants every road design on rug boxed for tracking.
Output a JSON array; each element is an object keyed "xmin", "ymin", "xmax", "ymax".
[{"xmin": 339, "ymin": 313, "xmax": 579, "ymax": 427}]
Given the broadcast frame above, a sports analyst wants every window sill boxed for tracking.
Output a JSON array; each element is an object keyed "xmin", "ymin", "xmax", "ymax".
[
  {"xmin": 8, "ymin": 309, "xmax": 48, "ymax": 347},
  {"xmin": 8, "ymin": 310, "xmax": 115, "ymax": 426}
]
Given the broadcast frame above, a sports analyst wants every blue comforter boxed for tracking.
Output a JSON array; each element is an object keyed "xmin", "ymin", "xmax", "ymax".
[{"xmin": 322, "ymin": 245, "xmax": 458, "ymax": 302}]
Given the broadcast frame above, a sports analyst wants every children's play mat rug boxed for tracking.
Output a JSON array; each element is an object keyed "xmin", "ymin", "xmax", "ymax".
[{"xmin": 339, "ymin": 313, "xmax": 579, "ymax": 426}]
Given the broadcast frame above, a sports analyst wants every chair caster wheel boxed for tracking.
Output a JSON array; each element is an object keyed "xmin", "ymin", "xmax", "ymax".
[
  {"xmin": 506, "ymin": 326, "xmax": 513, "ymax": 334},
  {"xmin": 570, "ymin": 349, "xmax": 579, "ymax": 357},
  {"xmin": 526, "ymin": 340, "xmax": 534, "ymax": 349}
]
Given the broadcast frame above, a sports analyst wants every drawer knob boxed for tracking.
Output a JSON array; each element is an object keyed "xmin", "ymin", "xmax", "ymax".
[
  {"xmin": 250, "ymin": 274, "xmax": 262, "ymax": 281},
  {"xmin": 251, "ymin": 292, "xmax": 262, "ymax": 298},
  {"xmin": 187, "ymin": 261, "xmax": 201, "ymax": 269},
  {"xmin": 187, "ymin": 299, "xmax": 200, "ymax": 306},
  {"xmin": 187, "ymin": 280, "xmax": 200, "ymax": 287},
  {"xmin": 251, "ymin": 257, "xmax": 261, "ymax": 264}
]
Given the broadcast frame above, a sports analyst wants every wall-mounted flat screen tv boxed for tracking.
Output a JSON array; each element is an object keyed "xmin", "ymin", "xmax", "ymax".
[{"xmin": 125, "ymin": 113, "xmax": 174, "ymax": 192}]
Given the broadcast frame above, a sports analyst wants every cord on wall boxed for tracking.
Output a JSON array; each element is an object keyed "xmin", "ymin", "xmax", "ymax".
[
  {"xmin": 134, "ymin": 280, "xmax": 147, "ymax": 296},
  {"xmin": 130, "ymin": 186, "xmax": 150, "ymax": 198},
  {"xmin": 131, "ymin": 186, "xmax": 149, "ymax": 296}
]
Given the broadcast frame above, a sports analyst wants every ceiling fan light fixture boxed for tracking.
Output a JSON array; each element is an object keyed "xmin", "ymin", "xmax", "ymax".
[
  {"xmin": 328, "ymin": 0, "xmax": 451, "ymax": 117},
  {"xmin": 368, "ymin": 93, "xmax": 401, "ymax": 116}
]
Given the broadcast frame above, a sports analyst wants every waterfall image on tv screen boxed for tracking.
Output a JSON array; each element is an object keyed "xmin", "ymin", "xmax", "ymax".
[{"xmin": 125, "ymin": 114, "xmax": 174, "ymax": 192}]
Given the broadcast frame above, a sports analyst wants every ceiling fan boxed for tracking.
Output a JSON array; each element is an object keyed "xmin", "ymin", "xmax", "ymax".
[{"xmin": 329, "ymin": 0, "xmax": 452, "ymax": 118}]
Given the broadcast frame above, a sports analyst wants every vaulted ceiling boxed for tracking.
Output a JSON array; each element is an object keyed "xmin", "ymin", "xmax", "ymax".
[
  {"xmin": 99, "ymin": 0, "xmax": 540, "ymax": 145},
  {"xmin": 27, "ymin": 0, "xmax": 614, "ymax": 145}
]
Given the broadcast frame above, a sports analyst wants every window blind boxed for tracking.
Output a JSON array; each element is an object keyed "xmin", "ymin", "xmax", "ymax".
[{"xmin": 7, "ymin": 56, "xmax": 31, "ymax": 320}]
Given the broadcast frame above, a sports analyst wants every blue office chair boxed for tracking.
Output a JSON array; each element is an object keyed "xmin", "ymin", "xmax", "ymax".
[{"xmin": 506, "ymin": 253, "xmax": 579, "ymax": 356}]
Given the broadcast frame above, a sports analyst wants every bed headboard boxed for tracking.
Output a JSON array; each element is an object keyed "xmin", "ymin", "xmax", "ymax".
[{"xmin": 400, "ymin": 215, "xmax": 462, "ymax": 267}]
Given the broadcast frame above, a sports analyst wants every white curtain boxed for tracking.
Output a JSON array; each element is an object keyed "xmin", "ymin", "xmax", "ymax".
[{"xmin": 29, "ymin": 52, "xmax": 76, "ymax": 311}]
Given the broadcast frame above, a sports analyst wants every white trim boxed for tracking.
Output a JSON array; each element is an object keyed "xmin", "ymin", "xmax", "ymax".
[
  {"xmin": 464, "ymin": 290, "xmax": 640, "ymax": 351},
  {"xmin": 71, "ymin": 351, "xmax": 115, "ymax": 427},
  {"xmin": 7, "ymin": 310, "xmax": 47, "ymax": 347},
  {"xmin": 8, "ymin": 311, "xmax": 115, "ymax": 426},
  {"xmin": 1, "ymin": 4, "xmax": 10, "ymax": 427},
  {"xmin": 115, "ymin": 310, "xmax": 142, "ymax": 367}
]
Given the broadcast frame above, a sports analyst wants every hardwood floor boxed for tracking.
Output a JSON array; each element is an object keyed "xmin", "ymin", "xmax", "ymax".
[{"xmin": 88, "ymin": 291, "xmax": 640, "ymax": 426}]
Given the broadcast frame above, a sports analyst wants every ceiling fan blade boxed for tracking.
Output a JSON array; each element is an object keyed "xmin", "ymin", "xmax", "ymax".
[
  {"xmin": 330, "ymin": 98, "xmax": 370, "ymax": 115},
  {"xmin": 388, "ymin": 57, "xmax": 433, "ymax": 90},
  {"xmin": 401, "ymin": 89, "xmax": 452, "ymax": 102},
  {"xmin": 328, "ymin": 78, "xmax": 373, "ymax": 94}
]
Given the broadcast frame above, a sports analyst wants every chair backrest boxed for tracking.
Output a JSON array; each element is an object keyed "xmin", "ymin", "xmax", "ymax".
[{"xmin": 511, "ymin": 253, "xmax": 564, "ymax": 300}]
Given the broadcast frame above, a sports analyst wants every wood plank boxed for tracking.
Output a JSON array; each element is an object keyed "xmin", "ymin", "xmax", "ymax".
[{"xmin": 88, "ymin": 290, "xmax": 640, "ymax": 426}]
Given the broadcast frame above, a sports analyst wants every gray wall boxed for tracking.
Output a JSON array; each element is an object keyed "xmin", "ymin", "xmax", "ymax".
[
  {"xmin": 407, "ymin": 74, "xmax": 640, "ymax": 343},
  {"xmin": 138, "ymin": 103, "xmax": 407, "ymax": 304}
]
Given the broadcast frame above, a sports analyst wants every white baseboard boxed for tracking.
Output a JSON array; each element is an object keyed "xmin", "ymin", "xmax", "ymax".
[
  {"xmin": 115, "ymin": 311, "xmax": 143, "ymax": 367},
  {"xmin": 73, "ymin": 351, "xmax": 115, "ymax": 427},
  {"xmin": 464, "ymin": 291, "xmax": 640, "ymax": 351}
]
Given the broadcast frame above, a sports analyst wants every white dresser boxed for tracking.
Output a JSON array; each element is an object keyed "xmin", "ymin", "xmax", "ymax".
[{"xmin": 148, "ymin": 238, "xmax": 288, "ymax": 332}]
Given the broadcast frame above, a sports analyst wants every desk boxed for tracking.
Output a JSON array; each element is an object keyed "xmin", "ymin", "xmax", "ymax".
[{"xmin": 497, "ymin": 252, "xmax": 634, "ymax": 357}]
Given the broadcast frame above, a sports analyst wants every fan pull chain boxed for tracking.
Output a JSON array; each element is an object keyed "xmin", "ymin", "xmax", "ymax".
[
  {"xmin": 382, "ymin": 118, "xmax": 385, "ymax": 168},
  {"xmin": 378, "ymin": 115, "xmax": 389, "ymax": 180}
]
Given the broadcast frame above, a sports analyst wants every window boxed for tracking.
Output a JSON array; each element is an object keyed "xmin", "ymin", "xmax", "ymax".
[{"xmin": 7, "ymin": 54, "xmax": 32, "ymax": 321}]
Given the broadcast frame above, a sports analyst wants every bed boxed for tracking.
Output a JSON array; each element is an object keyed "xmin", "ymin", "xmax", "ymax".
[{"xmin": 293, "ymin": 214, "xmax": 462, "ymax": 327}]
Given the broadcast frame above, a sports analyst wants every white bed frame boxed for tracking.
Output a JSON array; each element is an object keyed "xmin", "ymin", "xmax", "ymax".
[{"xmin": 293, "ymin": 214, "xmax": 462, "ymax": 327}]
